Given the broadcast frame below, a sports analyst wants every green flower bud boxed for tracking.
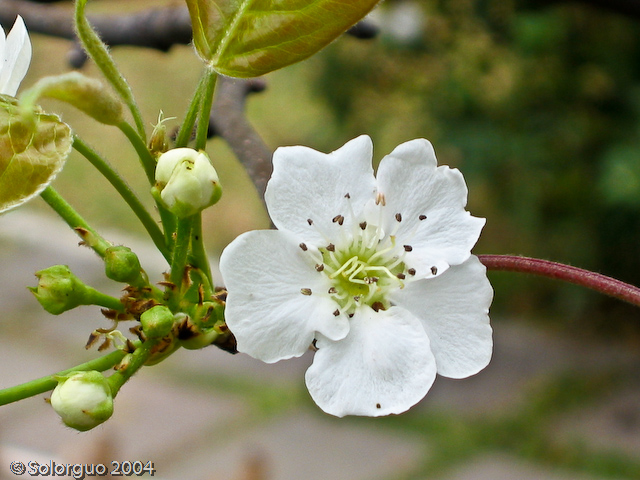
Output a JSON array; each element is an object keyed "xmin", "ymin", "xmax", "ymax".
[
  {"xmin": 50, "ymin": 371, "xmax": 113, "ymax": 431},
  {"xmin": 19, "ymin": 72, "xmax": 124, "ymax": 125},
  {"xmin": 140, "ymin": 305, "xmax": 174, "ymax": 339},
  {"xmin": 154, "ymin": 148, "xmax": 222, "ymax": 218},
  {"xmin": 104, "ymin": 246, "xmax": 142, "ymax": 284},
  {"xmin": 29, "ymin": 265, "xmax": 123, "ymax": 314}
]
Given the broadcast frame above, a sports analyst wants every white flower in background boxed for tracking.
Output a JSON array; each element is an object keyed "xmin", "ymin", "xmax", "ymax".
[
  {"xmin": 0, "ymin": 16, "xmax": 31, "ymax": 97},
  {"xmin": 219, "ymin": 135, "xmax": 493, "ymax": 417}
]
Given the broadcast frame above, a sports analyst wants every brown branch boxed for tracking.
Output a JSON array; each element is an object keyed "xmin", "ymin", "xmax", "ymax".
[
  {"xmin": 0, "ymin": 0, "xmax": 192, "ymax": 52},
  {"xmin": 209, "ymin": 77, "xmax": 273, "ymax": 201}
]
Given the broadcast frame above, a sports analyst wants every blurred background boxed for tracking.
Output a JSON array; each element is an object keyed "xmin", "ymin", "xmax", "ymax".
[{"xmin": 1, "ymin": 0, "xmax": 640, "ymax": 479}]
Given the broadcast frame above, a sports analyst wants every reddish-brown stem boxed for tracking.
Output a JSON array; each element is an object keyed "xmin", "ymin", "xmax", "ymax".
[{"xmin": 478, "ymin": 254, "xmax": 640, "ymax": 308}]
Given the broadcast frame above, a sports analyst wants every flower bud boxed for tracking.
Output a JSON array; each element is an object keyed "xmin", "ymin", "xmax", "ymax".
[
  {"xmin": 50, "ymin": 371, "xmax": 113, "ymax": 431},
  {"xmin": 30, "ymin": 265, "xmax": 123, "ymax": 314},
  {"xmin": 29, "ymin": 265, "xmax": 93, "ymax": 315},
  {"xmin": 104, "ymin": 246, "xmax": 142, "ymax": 284},
  {"xmin": 154, "ymin": 148, "xmax": 222, "ymax": 218},
  {"xmin": 140, "ymin": 305, "xmax": 174, "ymax": 339}
]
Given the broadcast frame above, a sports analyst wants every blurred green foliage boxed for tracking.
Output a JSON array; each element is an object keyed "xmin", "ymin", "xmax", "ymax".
[{"xmin": 307, "ymin": 0, "xmax": 640, "ymax": 335}]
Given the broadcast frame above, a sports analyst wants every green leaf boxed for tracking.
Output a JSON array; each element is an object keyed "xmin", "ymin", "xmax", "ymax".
[
  {"xmin": 186, "ymin": 0, "xmax": 380, "ymax": 77},
  {"xmin": 0, "ymin": 95, "xmax": 72, "ymax": 214}
]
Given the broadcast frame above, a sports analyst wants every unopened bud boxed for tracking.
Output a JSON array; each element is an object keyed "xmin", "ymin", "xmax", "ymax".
[
  {"xmin": 50, "ymin": 371, "xmax": 113, "ymax": 431},
  {"xmin": 104, "ymin": 246, "xmax": 142, "ymax": 284},
  {"xmin": 30, "ymin": 265, "xmax": 123, "ymax": 314},
  {"xmin": 140, "ymin": 305, "xmax": 174, "ymax": 339},
  {"xmin": 153, "ymin": 148, "xmax": 221, "ymax": 218},
  {"xmin": 20, "ymin": 72, "xmax": 124, "ymax": 125}
]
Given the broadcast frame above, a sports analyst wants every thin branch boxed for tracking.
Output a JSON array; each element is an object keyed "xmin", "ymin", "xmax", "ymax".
[
  {"xmin": 209, "ymin": 76, "xmax": 273, "ymax": 200},
  {"xmin": 479, "ymin": 254, "xmax": 640, "ymax": 308}
]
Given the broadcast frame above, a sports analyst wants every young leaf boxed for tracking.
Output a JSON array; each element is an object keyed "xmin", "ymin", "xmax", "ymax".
[
  {"xmin": 0, "ymin": 95, "xmax": 72, "ymax": 214},
  {"xmin": 186, "ymin": 0, "xmax": 380, "ymax": 77}
]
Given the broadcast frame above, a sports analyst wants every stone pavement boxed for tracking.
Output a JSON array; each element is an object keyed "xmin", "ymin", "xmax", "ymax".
[{"xmin": 0, "ymin": 208, "xmax": 639, "ymax": 480}]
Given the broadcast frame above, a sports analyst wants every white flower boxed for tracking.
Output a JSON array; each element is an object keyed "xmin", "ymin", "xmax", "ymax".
[
  {"xmin": 0, "ymin": 16, "xmax": 31, "ymax": 97},
  {"xmin": 219, "ymin": 136, "xmax": 493, "ymax": 417}
]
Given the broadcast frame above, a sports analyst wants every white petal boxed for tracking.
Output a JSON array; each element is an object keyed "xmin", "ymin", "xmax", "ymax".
[
  {"xmin": 305, "ymin": 307, "xmax": 436, "ymax": 417},
  {"xmin": 376, "ymin": 139, "xmax": 485, "ymax": 271},
  {"xmin": 0, "ymin": 25, "xmax": 6, "ymax": 81},
  {"xmin": 265, "ymin": 135, "xmax": 377, "ymax": 245},
  {"xmin": 219, "ymin": 229, "xmax": 349, "ymax": 363},
  {"xmin": 0, "ymin": 16, "xmax": 31, "ymax": 97},
  {"xmin": 391, "ymin": 256, "xmax": 493, "ymax": 378}
]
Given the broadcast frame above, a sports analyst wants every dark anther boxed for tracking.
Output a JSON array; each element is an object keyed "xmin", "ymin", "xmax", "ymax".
[
  {"xmin": 419, "ymin": 214, "xmax": 427, "ymax": 221},
  {"xmin": 332, "ymin": 215, "xmax": 345, "ymax": 225},
  {"xmin": 326, "ymin": 243, "xmax": 336, "ymax": 252},
  {"xmin": 307, "ymin": 218, "xmax": 314, "ymax": 225},
  {"xmin": 315, "ymin": 264, "xmax": 325, "ymax": 272},
  {"xmin": 431, "ymin": 266, "xmax": 438, "ymax": 275},
  {"xmin": 371, "ymin": 302, "xmax": 385, "ymax": 312},
  {"xmin": 395, "ymin": 213, "xmax": 402, "ymax": 222},
  {"xmin": 408, "ymin": 268, "xmax": 416, "ymax": 276},
  {"xmin": 300, "ymin": 288, "xmax": 312, "ymax": 296},
  {"xmin": 333, "ymin": 309, "xmax": 340, "ymax": 316},
  {"xmin": 359, "ymin": 221, "xmax": 367, "ymax": 230},
  {"xmin": 404, "ymin": 245, "xmax": 413, "ymax": 252},
  {"xmin": 299, "ymin": 243, "xmax": 308, "ymax": 251}
]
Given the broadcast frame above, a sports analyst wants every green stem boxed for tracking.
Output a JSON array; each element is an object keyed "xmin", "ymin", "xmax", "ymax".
[
  {"xmin": 190, "ymin": 215, "xmax": 213, "ymax": 295},
  {"xmin": 117, "ymin": 121, "xmax": 176, "ymax": 249},
  {"xmin": 170, "ymin": 216, "xmax": 194, "ymax": 289},
  {"xmin": 195, "ymin": 69, "xmax": 217, "ymax": 151},
  {"xmin": 85, "ymin": 287, "xmax": 126, "ymax": 312},
  {"xmin": 75, "ymin": 0, "xmax": 146, "ymax": 140},
  {"xmin": 0, "ymin": 348, "xmax": 127, "ymax": 406},
  {"xmin": 72, "ymin": 136, "xmax": 171, "ymax": 263},
  {"xmin": 175, "ymin": 75, "xmax": 205, "ymax": 148},
  {"xmin": 40, "ymin": 186, "xmax": 110, "ymax": 257},
  {"xmin": 107, "ymin": 339, "xmax": 161, "ymax": 396},
  {"xmin": 118, "ymin": 121, "xmax": 156, "ymax": 184}
]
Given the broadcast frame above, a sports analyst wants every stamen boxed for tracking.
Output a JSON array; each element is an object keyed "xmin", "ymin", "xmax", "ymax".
[
  {"xmin": 403, "ymin": 245, "xmax": 413, "ymax": 252},
  {"xmin": 307, "ymin": 218, "xmax": 314, "ymax": 225},
  {"xmin": 333, "ymin": 309, "xmax": 340, "ymax": 316},
  {"xmin": 299, "ymin": 243, "xmax": 308, "ymax": 251},
  {"xmin": 300, "ymin": 288, "xmax": 312, "ymax": 295},
  {"xmin": 332, "ymin": 215, "xmax": 345, "ymax": 226},
  {"xmin": 375, "ymin": 192, "xmax": 386, "ymax": 206},
  {"xmin": 328, "ymin": 287, "xmax": 337, "ymax": 294},
  {"xmin": 315, "ymin": 264, "xmax": 325, "ymax": 272},
  {"xmin": 326, "ymin": 243, "xmax": 335, "ymax": 252},
  {"xmin": 397, "ymin": 273, "xmax": 406, "ymax": 279},
  {"xmin": 359, "ymin": 221, "xmax": 367, "ymax": 230},
  {"xmin": 419, "ymin": 214, "xmax": 427, "ymax": 221},
  {"xmin": 408, "ymin": 268, "xmax": 416, "ymax": 276},
  {"xmin": 431, "ymin": 266, "xmax": 438, "ymax": 275},
  {"xmin": 371, "ymin": 302, "xmax": 385, "ymax": 312},
  {"xmin": 395, "ymin": 213, "xmax": 402, "ymax": 222},
  {"xmin": 344, "ymin": 193, "xmax": 351, "ymax": 199}
]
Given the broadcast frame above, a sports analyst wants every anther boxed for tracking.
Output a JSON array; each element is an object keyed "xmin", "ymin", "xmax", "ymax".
[
  {"xmin": 359, "ymin": 221, "xmax": 367, "ymax": 230},
  {"xmin": 364, "ymin": 277, "xmax": 379, "ymax": 284},
  {"xmin": 431, "ymin": 266, "xmax": 438, "ymax": 275},
  {"xmin": 395, "ymin": 213, "xmax": 402, "ymax": 222},
  {"xmin": 375, "ymin": 192, "xmax": 386, "ymax": 206},
  {"xmin": 332, "ymin": 215, "xmax": 345, "ymax": 225},
  {"xmin": 404, "ymin": 245, "xmax": 413, "ymax": 252},
  {"xmin": 349, "ymin": 313, "xmax": 354, "ymax": 318},
  {"xmin": 408, "ymin": 268, "xmax": 416, "ymax": 276},
  {"xmin": 315, "ymin": 264, "xmax": 325, "ymax": 272},
  {"xmin": 397, "ymin": 273, "xmax": 406, "ymax": 280},
  {"xmin": 419, "ymin": 214, "xmax": 427, "ymax": 221},
  {"xmin": 328, "ymin": 287, "xmax": 337, "ymax": 294},
  {"xmin": 333, "ymin": 309, "xmax": 340, "ymax": 316},
  {"xmin": 307, "ymin": 218, "xmax": 314, "ymax": 225},
  {"xmin": 344, "ymin": 193, "xmax": 351, "ymax": 199},
  {"xmin": 371, "ymin": 301, "xmax": 385, "ymax": 312},
  {"xmin": 299, "ymin": 243, "xmax": 308, "ymax": 251},
  {"xmin": 300, "ymin": 288, "xmax": 312, "ymax": 296},
  {"xmin": 326, "ymin": 243, "xmax": 335, "ymax": 252}
]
